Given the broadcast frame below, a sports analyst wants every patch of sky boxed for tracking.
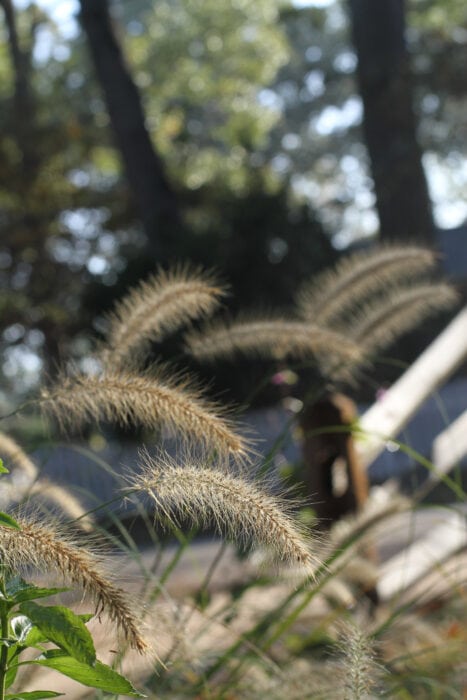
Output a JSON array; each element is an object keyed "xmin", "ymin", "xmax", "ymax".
[
  {"xmin": 68, "ymin": 169, "xmax": 91, "ymax": 188},
  {"xmin": 311, "ymin": 97, "xmax": 363, "ymax": 135},
  {"xmin": 292, "ymin": 0, "xmax": 335, "ymax": 7},
  {"xmin": 60, "ymin": 208, "xmax": 109, "ymax": 239},
  {"xmin": 304, "ymin": 70, "xmax": 325, "ymax": 98},
  {"xmin": 421, "ymin": 93, "xmax": 440, "ymax": 115},
  {"xmin": 87, "ymin": 255, "xmax": 110, "ymax": 276},
  {"xmin": 281, "ymin": 133, "xmax": 301, "ymax": 150},
  {"xmin": 14, "ymin": 0, "xmax": 79, "ymax": 39},
  {"xmin": 333, "ymin": 51, "xmax": 357, "ymax": 74},
  {"xmin": 271, "ymin": 154, "xmax": 292, "ymax": 174},
  {"xmin": 3, "ymin": 344, "xmax": 43, "ymax": 392},
  {"xmin": 3, "ymin": 324, "xmax": 25, "ymax": 344},
  {"xmin": 305, "ymin": 46, "xmax": 322, "ymax": 63},
  {"xmin": 257, "ymin": 89, "xmax": 284, "ymax": 112},
  {"xmin": 424, "ymin": 152, "xmax": 467, "ymax": 227},
  {"xmin": 97, "ymin": 233, "xmax": 117, "ymax": 255}
]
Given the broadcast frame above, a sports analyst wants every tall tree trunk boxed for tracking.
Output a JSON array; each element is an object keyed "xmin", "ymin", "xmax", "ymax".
[
  {"xmin": 0, "ymin": 0, "xmax": 38, "ymax": 176},
  {"xmin": 79, "ymin": 0, "xmax": 181, "ymax": 260},
  {"xmin": 0, "ymin": 0, "xmax": 27, "ymax": 107},
  {"xmin": 348, "ymin": 0, "xmax": 435, "ymax": 245}
]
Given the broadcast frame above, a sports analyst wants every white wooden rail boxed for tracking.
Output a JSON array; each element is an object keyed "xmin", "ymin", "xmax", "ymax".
[
  {"xmin": 377, "ymin": 507, "xmax": 467, "ymax": 601},
  {"xmin": 356, "ymin": 306, "xmax": 467, "ymax": 470},
  {"xmin": 430, "ymin": 409, "xmax": 467, "ymax": 484},
  {"xmin": 350, "ymin": 306, "xmax": 467, "ymax": 601}
]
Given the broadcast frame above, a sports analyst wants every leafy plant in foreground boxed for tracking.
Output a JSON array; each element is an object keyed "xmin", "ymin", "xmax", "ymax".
[{"xmin": 0, "ymin": 459, "xmax": 145, "ymax": 698}]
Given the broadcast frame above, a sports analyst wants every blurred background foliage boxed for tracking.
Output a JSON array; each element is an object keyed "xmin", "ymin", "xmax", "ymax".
[{"xmin": 0, "ymin": 0, "xmax": 466, "ymax": 401}]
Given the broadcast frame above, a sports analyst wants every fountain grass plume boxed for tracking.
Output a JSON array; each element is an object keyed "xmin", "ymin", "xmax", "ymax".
[
  {"xmin": 185, "ymin": 315, "xmax": 362, "ymax": 364},
  {"xmin": 40, "ymin": 367, "xmax": 251, "ymax": 461},
  {"xmin": 0, "ymin": 515, "xmax": 147, "ymax": 653},
  {"xmin": 130, "ymin": 450, "xmax": 321, "ymax": 576},
  {"xmin": 346, "ymin": 283, "xmax": 458, "ymax": 354},
  {"xmin": 296, "ymin": 245, "xmax": 437, "ymax": 327},
  {"xmin": 102, "ymin": 264, "xmax": 226, "ymax": 370},
  {"xmin": 337, "ymin": 623, "xmax": 382, "ymax": 700}
]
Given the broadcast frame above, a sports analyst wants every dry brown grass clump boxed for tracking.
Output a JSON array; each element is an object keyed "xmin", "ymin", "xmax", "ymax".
[
  {"xmin": 132, "ymin": 451, "xmax": 320, "ymax": 574},
  {"xmin": 0, "ymin": 516, "xmax": 147, "ymax": 653},
  {"xmin": 185, "ymin": 316, "xmax": 361, "ymax": 364},
  {"xmin": 102, "ymin": 265, "xmax": 225, "ymax": 370},
  {"xmin": 40, "ymin": 369, "xmax": 250, "ymax": 460}
]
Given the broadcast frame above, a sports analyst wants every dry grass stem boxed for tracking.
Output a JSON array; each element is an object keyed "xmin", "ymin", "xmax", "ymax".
[
  {"xmin": 185, "ymin": 317, "xmax": 361, "ymax": 364},
  {"xmin": 102, "ymin": 266, "xmax": 225, "ymax": 370},
  {"xmin": 40, "ymin": 370, "xmax": 249, "ymax": 459},
  {"xmin": 347, "ymin": 283, "xmax": 458, "ymax": 354},
  {"xmin": 132, "ymin": 452, "xmax": 320, "ymax": 574},
  {"xmin": 296, "ymin": 246, "xmax": 437, "ymax": 326},
  {"xmin": 0, "ymin": 431, "xmax": 38, "ymax": 480},
  {"xmin": 0, "ymin": 517, "xmax": 147, "ymax": 653}
]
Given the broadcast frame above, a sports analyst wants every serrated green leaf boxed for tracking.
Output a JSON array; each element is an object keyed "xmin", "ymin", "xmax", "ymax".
[
  {"xmin": 0, "ymin": 512, "xmax": 21, "ymax": 530},
  {"xmin": 6, "ymin": 693, "xmax": 63, "ymax": 699},
  {"xmin": 20, "ymin": 603, "xmax": 96, "ymax": 666},
  {"xmin": 34, "ymin": 657, "xmax": 145, "ymax": 696},
  {"xmin": 6, "ymin": 577, "xmax": 68, "ymax": 604},
  {"xmin": 0, "ymin": 459, "xmax": 9, "ymax": 474}
]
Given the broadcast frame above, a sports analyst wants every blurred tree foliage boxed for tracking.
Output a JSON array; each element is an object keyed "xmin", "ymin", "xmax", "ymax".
[
  {"xmin": 262, "ymin": 0, "xmax": 467, "ymax": 240},
  {"xmin": 118, "ymin": 0, "xmax": 289, "ymax": 191},
  {"xmin": 0, "ymin": 0, "xmax": 466, "ymax": 396}
]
